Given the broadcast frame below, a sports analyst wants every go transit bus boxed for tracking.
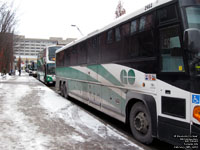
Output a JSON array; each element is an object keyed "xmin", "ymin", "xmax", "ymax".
[
  {"xmin": 37, "ymin": 45, "xmax": 62, "ymax": 85},
  {"xmin": 56, "ymin": 0, "xmax": 200, "ymax": 147}
]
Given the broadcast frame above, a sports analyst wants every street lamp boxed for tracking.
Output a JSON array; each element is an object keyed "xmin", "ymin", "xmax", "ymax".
[{"xmin": 71, "ymin": 24, "xmax": 84, "ymax": 36}]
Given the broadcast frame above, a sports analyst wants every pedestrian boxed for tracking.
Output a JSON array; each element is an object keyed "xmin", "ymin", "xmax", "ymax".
[
  {"xmin": 19, "ymin": 68, "xmax": 21, "ymax": 76},
  {"xmin": 3, "ymin": 68, "xmax": 6, "ymax": 76}
]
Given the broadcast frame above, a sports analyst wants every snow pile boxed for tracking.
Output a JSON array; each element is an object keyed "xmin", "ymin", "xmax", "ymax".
[
  {"xmin": 0, "ymin": 73, "xmax": 12, "ymax": 81},
  {"xmin": 0, "ymin": 76, "xmax": 51, "ymax": 150},
  {"xmin": 0, "ymin": 72, "xmax": 144, "ymax": 149},
  {"xmin": 39, "ymin": 86, "xmax": 143, "ymax": 149}
]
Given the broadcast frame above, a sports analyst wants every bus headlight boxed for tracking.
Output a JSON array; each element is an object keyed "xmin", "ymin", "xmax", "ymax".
[{"xmin": 193, "ymin": 106, "xmax": 200, "ymax": 122}]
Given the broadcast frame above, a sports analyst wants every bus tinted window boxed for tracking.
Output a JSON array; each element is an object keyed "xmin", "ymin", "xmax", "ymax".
[
  {"xmin": 158, "ymin": 5, "xmax": 178, "ymax": 23},
  {"xmin": 70, "ymin": 48, "xmax": 77, "ymax": 66},
  {"xmin": 122, "ymin": 23, "xmax": 130, "ymax": 36},
  {"xmin": 88, "ymin": 38, "xmax": 99, "ymax": 64},
  {"xmin": 138, "ymin": 31, "xmax": 154, "ymax": 57},
  {"xmin": 107, "ymin": 30, "xmax": 113, "ymax": 43},
  {"xmin": 139, "ymin": 16, "xmax": 146, "ymax": 31},
  {"xmin": 139, "ymin": 14, "xmax": 153, "ymax": 31},
  {"xmin": 64, "ymin": 51, "xmax": 70, "ymax": 66},
  {"xmin": 78, "ymin": 42, "xmax": 87, "ymax": 64},
  {"xmin": 186, "ymin": 6, "xmax": 200, "ymax": 29},
  {"xmin": 130, "ymin": 20, "xmax": 138, "ymax": 34},
  {"xmin": 92, "ymin": 37, "xmax": 98, "ymax": 48},
  {"xmin": 115, "ymin": 27, "xmax": 121, "ymax": 41},
  {"xmin": 56, "ymin": 51, "xmax": 64, "ymax": 67}
]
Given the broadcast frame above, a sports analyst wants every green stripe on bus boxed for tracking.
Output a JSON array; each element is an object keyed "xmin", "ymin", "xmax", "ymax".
[
  {"xmin": 67, "ymin": 80, "xmax": 126, "ymax": 112},
  {"xmin": 56, "ymin": 67, "xmax": 98, "ymax": 82},
  {"xmin": 88, "ymin": 65, "xmax": 123, "ymax": 87}
]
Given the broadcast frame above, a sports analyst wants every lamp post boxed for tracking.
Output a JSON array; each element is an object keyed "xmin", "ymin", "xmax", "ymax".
[{"xmin": 71, "ymin": 24, "xmax": 84, "ymax": 36}]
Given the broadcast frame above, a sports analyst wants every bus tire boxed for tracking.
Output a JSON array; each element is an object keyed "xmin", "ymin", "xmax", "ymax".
[
  {"xmin": 37, "ymin": 74, "xmax": 40, "ymax": 80},
  {"xmin": 63, "ymin": 83, "xmax": 68, "ymax": 99},
  {"xmin": 60, "ymin": 83, "xmax": 64, "ymax": 96},
  {"xmin": 129, "ymin": 102, "xmax": 153, "ymax": 144},
  {"xmin": 45, "ymin": 80, "xmax": 49, "ymax": 86}
]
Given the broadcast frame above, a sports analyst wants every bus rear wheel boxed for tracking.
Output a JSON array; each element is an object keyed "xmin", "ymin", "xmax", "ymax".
[
  {"xmin": 63, "ymin": 83, "xmax": 68, "ymax": 99},
  {"xmin": 60, "ymin": 82, "xmax": 64, "ymax": 97},
  {"xmin": 129, "ymin": 102, "xmax": 153, "ymax": 144}
]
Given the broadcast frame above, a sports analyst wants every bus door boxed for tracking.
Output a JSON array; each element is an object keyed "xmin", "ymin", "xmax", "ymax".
[{"xmin": 157, "ymin": 25, "xmax": 191, "ymax": 142}]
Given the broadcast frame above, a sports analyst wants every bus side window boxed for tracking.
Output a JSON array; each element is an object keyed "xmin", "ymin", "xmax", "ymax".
[
  {"xmin": 88, "ymin": 37, "xmax": 99, "ymax": 64},
  {"xmin": 130, "ymin": 20, "xmax": 139, "ymax": 34},
  {"xmin": 138, "ymin": 14, "xmax": 154, "ymax": 57},
  {"xmin": 122, "ymin": 23, "xmax": 130, "ymax": 37},
  {"xmin": 64, "ymin": 50, "xmax": 70, "ymax": 67},
  {"xmin": 115, "ymin": 27, "xmax": 121, "ymax": 42},
  {"xmin": 160, "ymin": 26, "xmax": 185, "ymax": 72},
  {"xmin": 158, "ymin": 5, "xmax": 178, "ymax": 24},
  {"xmin": 107, "ymin": 30, "xmax": 113, "ymax": 43},
  {"xmin": 70, "ymin": 48, "xmax": 77, "ymax": 66},
  {"xmin": 78, "ymin": 42, "xmax": 87, "ymax": 64},
  {"xmin": 57, "ymin": 51, "xmax": 64, "ymax": 67}
]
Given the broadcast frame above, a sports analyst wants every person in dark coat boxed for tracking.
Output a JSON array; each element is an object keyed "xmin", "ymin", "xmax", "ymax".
[{"xmin": 19, "ymin": 68, "xmax": 21, "ymax": 76}]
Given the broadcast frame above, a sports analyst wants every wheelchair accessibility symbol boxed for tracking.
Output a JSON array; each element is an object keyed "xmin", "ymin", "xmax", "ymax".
[{"xmin": 192, "ymin": 95, "xmax": 200, "ymax": 104}]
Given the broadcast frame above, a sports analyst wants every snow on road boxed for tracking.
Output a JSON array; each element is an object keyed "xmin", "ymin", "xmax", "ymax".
[
  {"xmin": 0, "ymin": 73, "xmax": 144, "ymax": 150},
  {"xmin": 0, "ymin": 74, "xmax": 50, "ymax": 150}
]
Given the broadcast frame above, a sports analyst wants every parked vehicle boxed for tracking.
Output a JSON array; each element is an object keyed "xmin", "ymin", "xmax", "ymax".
[
  {"xmin": 29, "ymin": 62, "xmax": 37, "ymax": 77},
  {"xmin": 56, "ymin": 0, "xmax": 200, "ymax": 147},
  {"xmin": 37, "ymin": 45, "xmax": 62, "ymax": 85}
]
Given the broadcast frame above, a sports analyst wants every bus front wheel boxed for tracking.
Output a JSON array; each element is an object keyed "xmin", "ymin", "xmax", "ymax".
[{"xmin": 129, "ymin": 102, "xmax": 153, "ymax": 144}]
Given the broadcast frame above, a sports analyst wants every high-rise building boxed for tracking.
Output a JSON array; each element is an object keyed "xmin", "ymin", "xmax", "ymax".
[{"xmin": 13, "ymin": 35, "xmax": 75, "ymax": 67}]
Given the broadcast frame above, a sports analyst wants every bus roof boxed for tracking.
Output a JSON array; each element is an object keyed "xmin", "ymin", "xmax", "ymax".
[{"xmin": 56, "ymin": 0, "xmax": 174, "ymax": 54}]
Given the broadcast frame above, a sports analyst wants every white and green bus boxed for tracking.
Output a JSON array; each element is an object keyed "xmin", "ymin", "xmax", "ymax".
[
  {"xmin": 37, "ymin": 45, "xmax": 62, "ymax": 85},
  {"xmin": 56, "ymin": 0, "xmax": 200, "ymax": 147}
]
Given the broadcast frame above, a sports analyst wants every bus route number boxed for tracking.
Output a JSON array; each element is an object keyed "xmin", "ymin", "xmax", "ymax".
[{"xmin": 145, "ymin": 3, "xmax": 153, "ymax": 11}]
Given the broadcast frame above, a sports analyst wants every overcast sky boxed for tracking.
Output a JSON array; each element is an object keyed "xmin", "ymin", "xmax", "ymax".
[{"xmin": 6, "ymin": 0, "xmax": 155, "ymax": 39}]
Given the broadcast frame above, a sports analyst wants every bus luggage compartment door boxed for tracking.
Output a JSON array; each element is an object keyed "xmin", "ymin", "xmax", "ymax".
[{"xmin": 87, "ymin": 66, "xmax": 101, "ymax": 109}]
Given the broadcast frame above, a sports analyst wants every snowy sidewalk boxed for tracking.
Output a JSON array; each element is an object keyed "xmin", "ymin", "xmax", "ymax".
[{"xmin": 0, "ymin": 72, "xmax": 144, "ymax": 150}]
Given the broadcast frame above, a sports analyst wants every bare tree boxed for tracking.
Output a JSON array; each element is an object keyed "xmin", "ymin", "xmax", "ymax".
[
  {"xmin": 0, "ymin": 1, "xmax": 17, "ymax": 73},
  {"xmin": 115, "ymin": 0, "xmax": 126, "ymax": 18}
]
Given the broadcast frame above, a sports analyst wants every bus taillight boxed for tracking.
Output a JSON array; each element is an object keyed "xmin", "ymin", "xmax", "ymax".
[{"xmin": 193, "ymin": 106, "xmax": 200, "ymax": 122}]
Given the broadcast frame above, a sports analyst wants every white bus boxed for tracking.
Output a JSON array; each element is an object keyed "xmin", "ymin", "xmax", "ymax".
[
  {"xmin": 37, "ymin": 45, "xmax": 62, "ymax": 85},
  {"xmin": 56, "ymin": 0, "xmax": 200, "ymax": 147}
]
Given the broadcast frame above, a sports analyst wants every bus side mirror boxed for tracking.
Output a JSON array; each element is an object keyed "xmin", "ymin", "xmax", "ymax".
[{"xmin": 184, "ymin": 28, "xmax": 200, "ymax": 53}]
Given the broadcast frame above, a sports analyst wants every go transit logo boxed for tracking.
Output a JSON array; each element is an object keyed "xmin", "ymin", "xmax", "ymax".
[{"xmin": 120, "ymin": 69, "xmax": 135, "ymax": 85}]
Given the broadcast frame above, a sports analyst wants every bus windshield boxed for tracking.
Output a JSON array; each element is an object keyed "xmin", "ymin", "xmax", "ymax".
[
  {"xmin": 48, "ymin": 46, "xmax": 62, "ymax": 61},
  {"xmin": 186, "ymin": 6, "xmax": 200, "ymax": 29},
  {"xmin": 47, "ymin": 63, "xmax": 55, "ymax": 75},
  {"xmin": 185, "ymin": 6, "xmax": 200, "ymax": 76}
]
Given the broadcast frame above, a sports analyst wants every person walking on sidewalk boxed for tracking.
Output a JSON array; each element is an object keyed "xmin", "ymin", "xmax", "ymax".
[{"xmin": 19, "ymin": 68, "xmax": 21, "ymax": 76}]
